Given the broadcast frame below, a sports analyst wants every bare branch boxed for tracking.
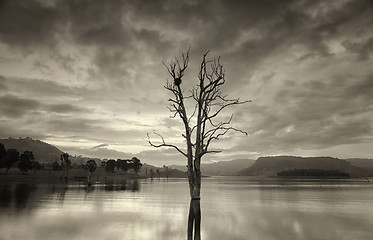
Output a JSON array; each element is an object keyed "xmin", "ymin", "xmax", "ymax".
[
  {"xmin": 200, "ymin": 150, "xmax": 221, "ymax": 158},
  {"xmin": 188, "ymin": 103, "xmax": 198, "ymax": 124},
  {"xmin": 207, "ymin": 98, "xmax": 251, "ymax": 121},
  {"xmin": 147, "ymin": 132, "xmax": 187, "ymax": 157}
]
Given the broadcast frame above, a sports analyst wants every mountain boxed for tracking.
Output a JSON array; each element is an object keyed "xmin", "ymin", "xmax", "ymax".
[
  {"xmin": 170, "ymin": 158, "xmax": 256, "ymax": 176},
  {"xmin": 0, "ymin": 137, "xmax": 63, "ymax": 163},
  {"xmin": 345, "ymin": 158, "xmax": 373, "ymax": 170},
  {"xmin": 239, "ymin": 156, "xmax": 373, "ymax": 177}
]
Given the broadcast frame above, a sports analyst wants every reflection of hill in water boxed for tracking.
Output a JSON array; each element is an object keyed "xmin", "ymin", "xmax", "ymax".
[{"xmin": 0, "ymin": 180, "xmax": 141, "ymax": 212}]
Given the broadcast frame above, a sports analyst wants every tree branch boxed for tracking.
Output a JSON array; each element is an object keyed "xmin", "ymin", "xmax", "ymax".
[{"xmin": 147, "ymin": 132, "xmax": 187, "ymax": 157}]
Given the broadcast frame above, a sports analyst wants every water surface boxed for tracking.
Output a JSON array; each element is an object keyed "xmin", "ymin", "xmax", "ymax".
[{"xmin": 1, "ymin": 177, "xmax": 372, "ymax": 240}]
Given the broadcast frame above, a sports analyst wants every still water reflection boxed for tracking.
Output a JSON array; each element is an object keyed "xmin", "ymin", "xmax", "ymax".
[{"xmin": 0, "ymin": 177, "xmax": 373, "ymax": 240}]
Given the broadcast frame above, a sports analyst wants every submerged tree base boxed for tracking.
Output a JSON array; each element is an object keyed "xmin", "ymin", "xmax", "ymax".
[{"xmin": 188, "ymin": 199, "xmax": 201, "ymax": 240}]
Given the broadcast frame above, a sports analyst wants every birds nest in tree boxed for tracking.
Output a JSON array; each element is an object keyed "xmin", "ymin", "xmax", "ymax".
[{"xmin": 174, "ymin": 77, "xmax": 182, "ymax": 86}]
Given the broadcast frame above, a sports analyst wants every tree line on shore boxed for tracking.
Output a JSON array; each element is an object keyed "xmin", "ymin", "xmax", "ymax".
[
  {"xmin": 102, "ymin": 158, "xmax": 142, "ymax": 174},
  {"xmin": 0, "ymin": 143, "xmax": 43, "ymax": 174},
  {"xmin": 0, "ymin": 143, "xmax": 142, "ymax": 176}
]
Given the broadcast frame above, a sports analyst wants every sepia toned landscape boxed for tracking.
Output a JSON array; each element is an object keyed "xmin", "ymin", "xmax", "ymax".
[{"xmin": 1, "ymin": 1, "xmax": 373, "ymax": 240}]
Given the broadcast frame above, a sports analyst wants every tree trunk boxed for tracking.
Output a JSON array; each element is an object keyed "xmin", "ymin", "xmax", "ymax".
[{"xmin": 189, "ymin": 170, "xmax": 201, "ymax": 199}]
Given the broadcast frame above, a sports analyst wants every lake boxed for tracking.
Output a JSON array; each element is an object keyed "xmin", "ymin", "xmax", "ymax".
[{"xmin": 1, "ymin": 176, "xmax": 372, "ymax": 240}]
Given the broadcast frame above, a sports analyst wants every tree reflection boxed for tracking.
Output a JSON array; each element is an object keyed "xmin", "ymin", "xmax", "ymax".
[
  {"xmin": 119, "ymin": 180, "xmax": 127, "ymax": 190},
  {"xmin": 14, "ymin": 183, "xmax": 31, "ymax": 209},
  {"xmin": 104, "ymin": 179, "xmax": 140, "ymax": 192},
  {"xmin": 57, "ymin": 184, "xmax": 68, "ymax": 203},
  {"xmin": 85, "ymin": 184, "xmax": 95, "ymax": 194},
  {"xmin": 0, "ymin": 184, "xmax": 12, "ymax": 207},
  {"xmin": 132, "ymin": 179, "xmax": 140, "ymax": 192},
  {"xmin": 187, "ymin": 199, "xmax": 201, "ymax": 240}
]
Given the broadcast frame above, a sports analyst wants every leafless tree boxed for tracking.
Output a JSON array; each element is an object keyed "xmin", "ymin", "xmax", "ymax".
[{"xmin": 148, "ymin": 49, "xmax": 249, "ymax": 239}]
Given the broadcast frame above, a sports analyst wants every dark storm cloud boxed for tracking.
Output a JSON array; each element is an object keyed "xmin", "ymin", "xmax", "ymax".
[
  {"xmin": 52, "ymin": 53, "xmax": 77, "ymax": 74},
  {"xmin": 0, "ymin": 0, "xmax": 372, "ymax": 58},
  {"xmin": 347, "ymin": 74, "xmax": 373, "ymax": 100},
  {"xmin": 65, "ymin": 0, "xmax": 129, "ymax": 47},
  {"xmin": 0, "ymin": 76, "xmax": 7, "ymax": 90},
  {"xmin": 90, "ymin": 49, "xmax": 132, "ymax": 83},
  {"xmin": 1, "ymin": 0, "xmax": 373, "ymax": 162},
  {"xmin": 0, "ymin": 0, "xmax": 63, "ymax": 50},
  {"xmin": 3, "ymin": 0, "xmax": 370, "ymax": 88},
  {"xmin": 0, "ymin": 94, "xmax": 40, "ymax": 117},
  {"xmin": 0, "ymin": 56, "xmax": 15, "ymax": 63},
  {"xmin": 277, "ymin": 73, "xmax": 373, "ymax": 120},
  {"xmin": 221, "ymin": 0, "xmax": 373, "ymax": 84},
  {"xmin": 342, "ymin": 37, "xmax": 373, "ymax": 61},
  {"xmin": 242, "ymin": 72, "xmax": 373, "ymax": 153},
  {"xmin": 32, "ymin": 61, "xmax": 54, "ymax": 75},
  {"xmin": 0, "ymin": 77, "xmax": 95, "ymax": 115},
  {"xmin": 45, "ymin": 118, "xmax": 101, "ymax": 133},
  {"xmin": 45, "ymin": 103, "xmax": 87, "ymax": 113},
  {"xmin": 0, "ymin": 0, "xmax": 128, "ymax": 51},
  {"xmin": 2, "ymin": 76, "xmax": 82, "ymax": 98},
  {"xmin": 0, "ymin": 122, "xmax": 48, "ymax": 140}
]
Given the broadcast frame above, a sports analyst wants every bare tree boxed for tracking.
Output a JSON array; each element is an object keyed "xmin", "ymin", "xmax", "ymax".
[{"xmin": 148, "ymin": 49, "xmax": 249, "ymax": 239}]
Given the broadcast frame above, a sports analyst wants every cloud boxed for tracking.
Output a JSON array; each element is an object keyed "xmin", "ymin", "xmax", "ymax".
[
  {"xmin": 61, "ymin": 145, "xmax": 132, "ymax": 160},
  {"xmin": 237, "ymin": 71, "xmax": 373, "ymax": 155},
  {"xmin": 1, "ymin": 76, "xmax": 83, "ymax": 99},
  {"xmin": 44, "ymin": 103, "xmax": 87, "ymax": 114},
  {"xmin": 64, "ymin": 0, "xmax": 129, "ymax": 47},
  {"xmin": 1, "ymin": 0, "xmax": 373, "ymax": 163},
  {"xmin": 0, "ymin": 0, "xmax": 63, "ymax": 51},
  {"xmin": 342, "ymin": 37, "xmax": 373, "ymax": 61},
  {"xmin": 91, "ymin": 143, "xmax": 109, "ymax": 149},
  {"xmin": 0, "ymin": 76, "xmax": 7, "ymax": 90},
  {"xmin": 0, "ymin": 94, "xmax": 40, "ymax": 117}
]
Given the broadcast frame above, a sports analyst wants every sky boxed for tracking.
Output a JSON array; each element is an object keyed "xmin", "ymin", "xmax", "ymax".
[{"xmin": 0, "ymin": 0, "xmax": 372, "ymax": 166}]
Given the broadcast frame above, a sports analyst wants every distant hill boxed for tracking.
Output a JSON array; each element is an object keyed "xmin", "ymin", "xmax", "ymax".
[
  {"xmin": 345, "ymin": 158, "xmax": 373, "ymax": 170},
  {"xmin": 170, "ymin": 158, "xmax": 255, "ymax": 176},
  {"xmin": 0, "ymin": 137, "xmax": 63, "ymax": 163},
  {"xmin": 239, "ymin": 156, "xmax": 373, "ymax": 177}
]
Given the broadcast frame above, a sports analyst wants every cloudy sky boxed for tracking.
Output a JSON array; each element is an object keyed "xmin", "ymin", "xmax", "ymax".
[{"xmin": 0, "ymin": 0, "xmax": 372, "ymax": 166}]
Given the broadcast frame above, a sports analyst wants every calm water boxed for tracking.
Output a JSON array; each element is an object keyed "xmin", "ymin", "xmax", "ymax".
[{"xmin": 0, "ymin": 177, "xmax": 372, "ymax": 240}]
